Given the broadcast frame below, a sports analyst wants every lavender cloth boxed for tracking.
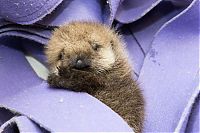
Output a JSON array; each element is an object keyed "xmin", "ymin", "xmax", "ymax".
[
  {"xmin": 121, "ymin": 1, "xmax": 184, "ymax": 77},
  {"xmin": 138, "ymin": 0, "xmax": 199, "ymax": 131},
  {"xmin": 0, "ymin": 41, "xmax": 132, "ymax": 132},
  {"xmin": 0, "ymin": 0, "xmax": 199, "ymax": 132},
  {"xmin": 115, "ymin": 0, "xmax": 162, "ymax": 23},
  {"xmin": 0, "ymin": 0, "xmax": 104, "ymax": 44},
  {"xmin": 0, "ymin": 0, "xmax": 64, "ymax": 25},
  {"xmin": 0, "ymin": 0, "xmax": 192, "ymax": 44},
  {"xmin": 38, "ymin": 0, "xmax": 103, "ymax": 26}
]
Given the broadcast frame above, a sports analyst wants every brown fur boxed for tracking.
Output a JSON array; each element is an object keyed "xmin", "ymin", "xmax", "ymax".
[{"xmin": 45, "ymin": 22, "xmax": 144, "ymax": 133}]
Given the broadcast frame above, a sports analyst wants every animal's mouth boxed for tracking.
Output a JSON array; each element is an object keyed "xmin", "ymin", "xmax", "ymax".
[
  {"xmin": 71, "ymin": 67, "xmax": 91, "ymax": 73},
  {"xmin": 54, "ymin": 65, "xmax": 92, "ymax": 77},
  {"xmin": 72, "ymin": 65, "xmax": 90, "ymax": 70}
]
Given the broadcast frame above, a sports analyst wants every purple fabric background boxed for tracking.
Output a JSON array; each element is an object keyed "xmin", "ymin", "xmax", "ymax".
[{"xmin": 0, "ymin": 0, "xmax": 199, "ymax": 132}]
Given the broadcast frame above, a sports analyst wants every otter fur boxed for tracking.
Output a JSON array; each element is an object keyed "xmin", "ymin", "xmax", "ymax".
[{"xmin": 45, "ymin": 22, "xmax": 144, "ymax": 133}]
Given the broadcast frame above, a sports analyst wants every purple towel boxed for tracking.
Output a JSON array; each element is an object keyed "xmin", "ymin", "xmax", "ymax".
[
  {"xmin": 0, "ymin": 0, "xmax": 199, "ymax": 132},
  {"xmin": 138, "ymin": 0, "xmax": 199, "ymax": 131},
  {"xmin": 0, "ymin": 41, "xmax": 132, "ymax": 132},
  {"xmin": 0, "ymin": 0, "xmax": 63, "ymax": 25}
]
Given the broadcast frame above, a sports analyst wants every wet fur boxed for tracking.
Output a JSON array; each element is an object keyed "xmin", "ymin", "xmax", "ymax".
[{"xmin": 45, "ymin": 22, "xmax": 144, "ymax": 133}]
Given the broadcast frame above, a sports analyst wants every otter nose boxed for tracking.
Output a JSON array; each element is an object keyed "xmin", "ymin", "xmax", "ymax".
[{"xmin": 74, "ymin": 59, "xmax": 89, "ymax": 69}]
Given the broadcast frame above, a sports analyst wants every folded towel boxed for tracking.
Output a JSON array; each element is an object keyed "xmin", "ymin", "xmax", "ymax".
[
  {"xmin": 121, "ymin": 1, "xmax": 184, "ymax": 77},
  {"xmin": 0, "ymin": 43, "xmax": 132, "ymax": 132},
  {"xmin": 0, "ymin": 0, "xmax": 199, "ymax": 132},
  {"xmin": 0, "ymin": 0, "xmax": 64, "ymax": 25},
  {"xmin": 138, "ymin": 0, "xmax": 199, "ymax": 131},
  {"xmin": 0, "ymin": 0, "xmax": 104, "ymax": 44},
  {"xmin": 0, "ymin": 115, "xmax": 45, "ymax": 133},
  {"xmin": 0, "ymin": 0, "xmax": 192, "ymax": 45},
  {"xmin": 115, "ymin": 0, "xmax": 162, "ymax": 23},
  {"xmin": 38, "ymin": 0, "xmax": 103, "ymax": 26}
]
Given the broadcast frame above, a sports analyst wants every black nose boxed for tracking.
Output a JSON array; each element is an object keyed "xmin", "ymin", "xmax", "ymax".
[{"xmin": 74, "ymin": 59, "xmax": 90, "ymax": 69}]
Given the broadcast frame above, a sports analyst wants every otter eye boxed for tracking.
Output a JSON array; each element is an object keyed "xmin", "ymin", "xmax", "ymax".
[
  {"xmin": 110, "ymin": 40, "xmax": 114, "ymax": 47},
  {"xmin": 92, "ymin": 43, "xmax": 101, "ymax": 51},
  {"xmin": 58, "ymin": 50, "xmax": 64, "ymax": 60}
]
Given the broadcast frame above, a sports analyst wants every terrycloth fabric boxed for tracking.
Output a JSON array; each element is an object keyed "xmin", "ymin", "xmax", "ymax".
[
  {"xmin": 0, "ymin": 40, "xmax": 132, "ymax": 132},
  {"xmin": 0, "ymin": 0, "xmax": 104, "ymax": 44},
  {"xmin": 38, "ymin": 0, "xmax": 103, "ymax": 26},
  {"xmin": 0, "ymin": 0, "xmax": 199, "ymax": 132},
  {"xmin": 115, "ymin": 0, "xmax": 162, "ymax": 23},
  {"xmin": 137, "ymin": 0, "xmax": 199, "ymax": 131},
  {"xmin": 121, "ymin": 1, "xmax": 184, "ymax": 76},
  {"xmin": 0, "ymin": 0, "xmax": 64, "ymax": 25}
]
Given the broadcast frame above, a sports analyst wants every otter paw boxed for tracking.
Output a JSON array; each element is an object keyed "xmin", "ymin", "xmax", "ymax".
[{"xmin": 47, "ymin": 74, "xmax": 60, "ymax": 87}]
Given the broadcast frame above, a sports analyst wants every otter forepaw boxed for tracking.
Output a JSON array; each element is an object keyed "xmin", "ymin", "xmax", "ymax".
[
  {"xmin": 47, "ymin": 74, "xmax": 74, "ymax": 89},
  {"xmin": 47, "ymin": 74, "xmax": 61, "ymax": 87}
]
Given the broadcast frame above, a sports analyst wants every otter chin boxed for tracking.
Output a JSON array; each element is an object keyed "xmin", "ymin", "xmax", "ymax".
[{"xmin": 45, "ymin": 22, "xmax": 144, "ymax": 133}]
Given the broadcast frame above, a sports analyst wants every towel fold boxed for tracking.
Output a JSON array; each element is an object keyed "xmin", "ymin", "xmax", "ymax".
[
  {"xmin": 0, "ymin": 0, "xmax": 64, "ymax": 25},
  {"xmin": 0, "ymin": 0, "xmax": 199, "ymax": 132},
  {"xmin": 0, "ymin": 43, "xmax": 132, "ymax": 132}
]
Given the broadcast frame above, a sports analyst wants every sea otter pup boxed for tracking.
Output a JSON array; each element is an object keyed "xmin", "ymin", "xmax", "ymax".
[{"xmin": 45, "ymin": 22, "xmax": 144, "ymax": 133}]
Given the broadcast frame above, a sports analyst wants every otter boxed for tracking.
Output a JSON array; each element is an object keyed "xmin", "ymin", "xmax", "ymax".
[{"xmin": 45, "ymin": 22, "xmax": 144, "ymax": 133}]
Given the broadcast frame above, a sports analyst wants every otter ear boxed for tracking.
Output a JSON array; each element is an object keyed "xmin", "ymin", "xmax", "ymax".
[{"xmin": 110, "ymin": 40, "xmax": 114, "ymax": 47}]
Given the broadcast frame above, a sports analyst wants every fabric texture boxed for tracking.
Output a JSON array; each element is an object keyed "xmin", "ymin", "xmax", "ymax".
[{"xmin": 0, "ymin": 0, "xmax": 199, "ymax": 132}]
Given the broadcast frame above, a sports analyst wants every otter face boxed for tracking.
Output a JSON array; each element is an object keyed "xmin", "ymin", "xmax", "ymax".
[
  {"xmin": 53, "ymin": 38, "xmax": 115, "ymax": 75},
  {"xmin": 46, "ymin": 22, "xmax": 119, "ymax": 77},
  {"xmin": 45, "ymin": 22, "xmax": 124, "ymax": 89}
]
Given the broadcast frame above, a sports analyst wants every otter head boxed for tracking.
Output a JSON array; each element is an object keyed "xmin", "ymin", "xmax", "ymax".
[{"xmin": 45, "ymin": 22, "xmax": 127, "ymax": 90}]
